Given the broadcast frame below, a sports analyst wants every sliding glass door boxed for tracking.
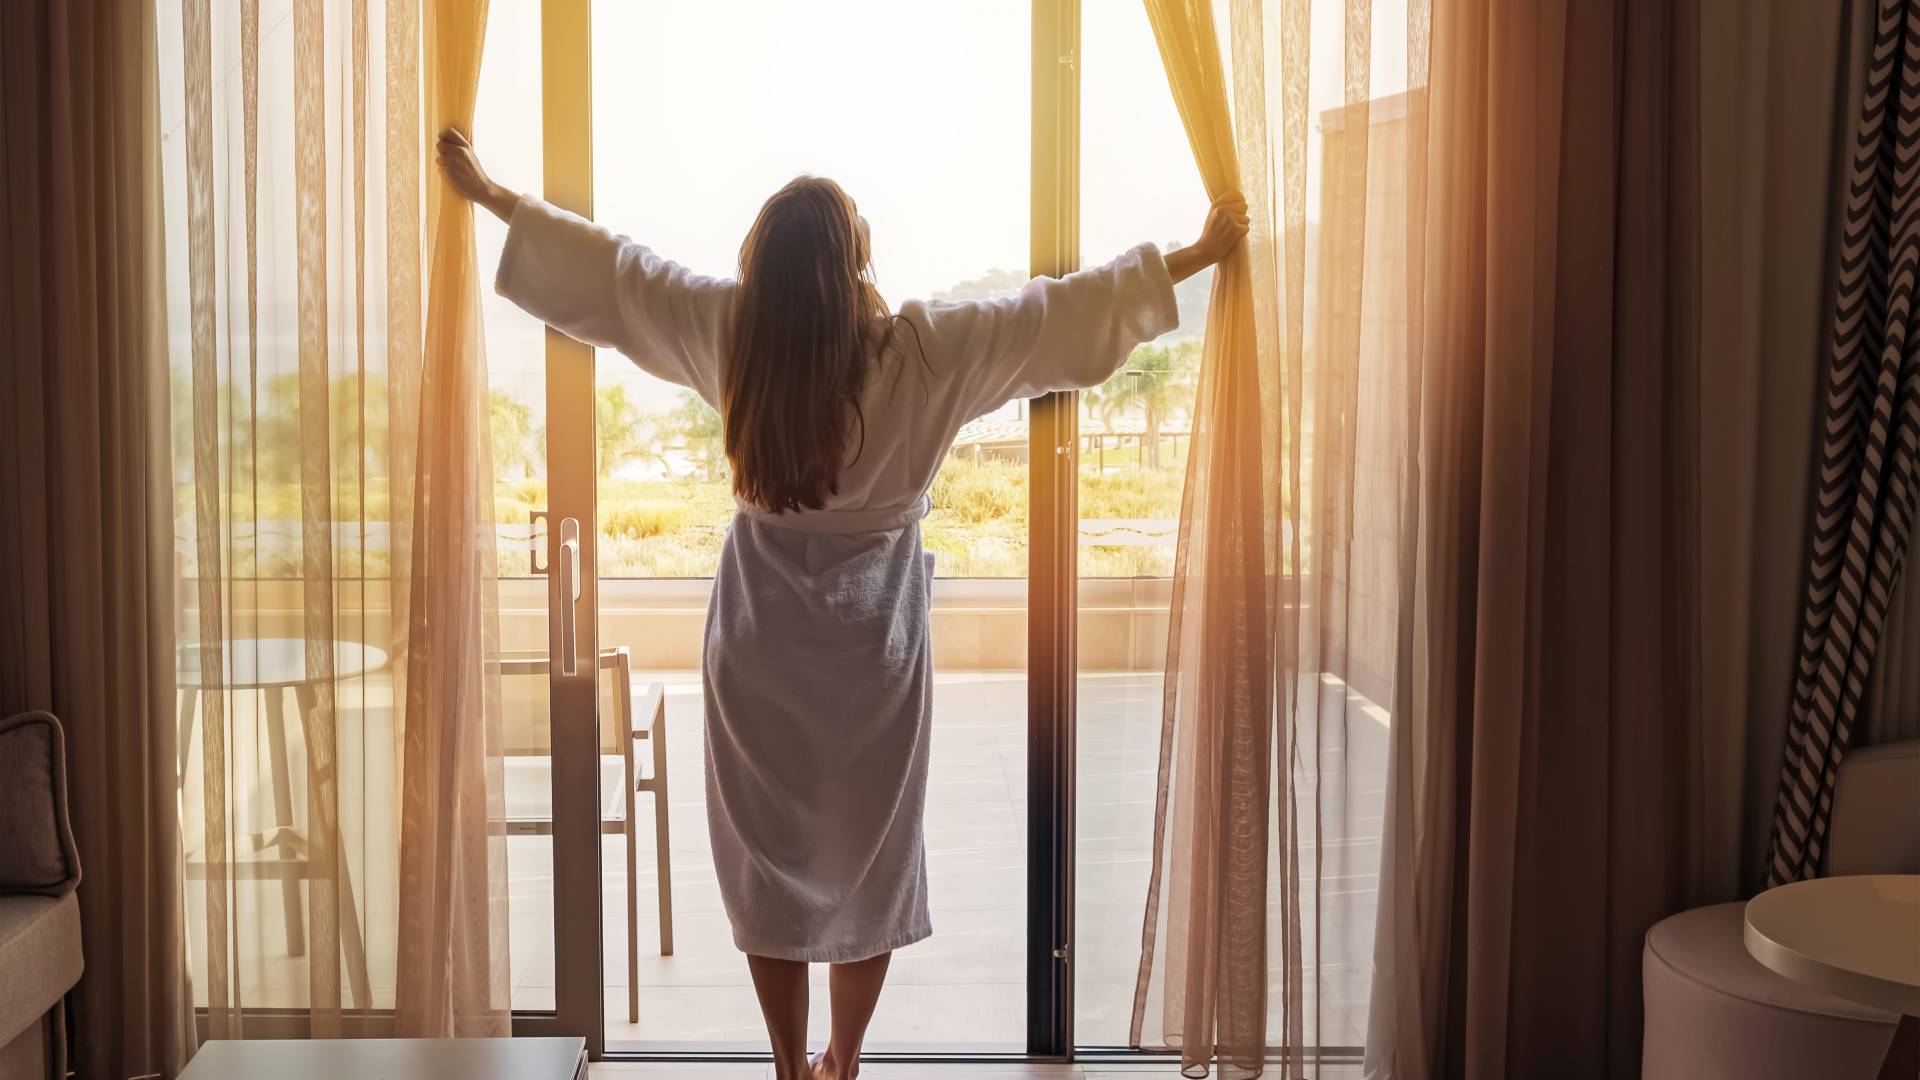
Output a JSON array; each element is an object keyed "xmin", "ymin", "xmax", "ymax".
[
  {"xmin": 164, "ymin": 0, "xmax": 1397, "ymax": 1058},
  {"xmin": 472, "ymin": 0, "xmax": 1386, "ymax": 1062},
  {"xmin": 475, "ymin": 0, "xmax": 607, "ymax": 1053}
]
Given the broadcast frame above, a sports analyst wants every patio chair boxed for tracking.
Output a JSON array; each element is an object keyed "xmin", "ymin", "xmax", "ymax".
[{"xmin": 497, "ymin": 647, "xmax": 673, "ymax": 1024}]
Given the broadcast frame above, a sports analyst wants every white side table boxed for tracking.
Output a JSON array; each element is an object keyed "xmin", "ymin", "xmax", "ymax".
[
  {"xmin": 178, "ymin": 1037, "xmax": 586, "ymax": 1080},
  {"xmin": 1745, "ymin": 875, "xmax": 1920, "ymax": 1079}
]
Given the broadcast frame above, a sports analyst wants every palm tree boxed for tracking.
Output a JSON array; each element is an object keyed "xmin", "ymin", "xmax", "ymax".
[
  {"xmin": 667, "ymin": 391, "xmax": 727, "ymax": 482},
  {"xmin": 595, "ymin": 383, "xmax": 667, "ymax": 479},
  {"xmin": 1087, "ymin": 339, "xmax": 1198, "ymax": 469}
]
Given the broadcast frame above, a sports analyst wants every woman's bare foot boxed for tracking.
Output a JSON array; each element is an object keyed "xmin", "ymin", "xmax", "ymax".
[{"xmin": 811, "ymin": 1049, "xmax": 857, "ymax": 1080}]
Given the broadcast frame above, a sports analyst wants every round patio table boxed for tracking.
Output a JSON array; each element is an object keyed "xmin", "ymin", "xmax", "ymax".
[{"xmin": 176, "ymin": 637, "xmax": 387, "ymax": 1009}]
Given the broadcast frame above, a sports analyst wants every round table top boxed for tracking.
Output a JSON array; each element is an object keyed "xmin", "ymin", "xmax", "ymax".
[
  {"xmin": 177, "ymin": 638, "xmax": 390, "ymax": 690},
  {"xmin": 1744, "ymin": 874, "xmax": 1920, "ymax": 1016}
]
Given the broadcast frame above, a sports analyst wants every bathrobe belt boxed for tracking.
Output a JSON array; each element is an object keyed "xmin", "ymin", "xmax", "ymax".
[{"xmin": 733, "ymin": 496, "xmax": 930, "ymax": 536}]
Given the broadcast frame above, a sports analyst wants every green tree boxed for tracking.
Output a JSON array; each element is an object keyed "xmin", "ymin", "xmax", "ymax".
[
  {"xmin": 932, "ymin": 266, "xmax": 1029, "ymax": 302},
  {"xmin": 1087, "ymin": 339, "xmax": 1199, "ymax": 469},
  {"xmin": 489, "ymin": 389, "xmax": 536, "ymax": 479},
  {"xmin": 595, "ymin": 383, "xmax": 665, "ymax": 479},
  {"xmin": 251, "ymin": 372, "xmax": 387, "ymax": 489},
  {"xmin": 667, "ymin": 391, "xmax": 727, "ymax": 482}
]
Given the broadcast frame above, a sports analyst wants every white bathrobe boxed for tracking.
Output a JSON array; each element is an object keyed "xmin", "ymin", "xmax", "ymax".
[{"xmin": 497, "ymin": 196, "xmax": 1178, "ymax": 962}]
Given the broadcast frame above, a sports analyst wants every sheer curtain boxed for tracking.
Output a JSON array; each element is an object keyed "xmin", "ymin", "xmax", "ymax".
[
  {"xmin": 1131, "ymin": 1, "xmax": 1428, "ymax": 1076},
  {"xmin": 156, "ymin": 0, "xmax": 508, "ymax": 1036}
]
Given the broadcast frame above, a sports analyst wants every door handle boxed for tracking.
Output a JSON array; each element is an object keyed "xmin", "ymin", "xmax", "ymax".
[
  {"xmin": 557, "ymin": 516, "xmax": 581, "ymax": 677},
  {"xmin": 529, "ymin": 510, "xmax": 550, "ymax": 575}
]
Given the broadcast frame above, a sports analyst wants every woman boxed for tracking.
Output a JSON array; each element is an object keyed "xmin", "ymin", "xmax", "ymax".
[{"xmin": 437, "ymin": 126, "xmax": 1246, "ymax": 1079}]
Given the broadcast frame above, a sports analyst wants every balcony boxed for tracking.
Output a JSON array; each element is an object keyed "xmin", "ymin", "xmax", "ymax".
[{"xmin": 176, "ymin": 577, "xmax": 1382, "ymax": 1051}]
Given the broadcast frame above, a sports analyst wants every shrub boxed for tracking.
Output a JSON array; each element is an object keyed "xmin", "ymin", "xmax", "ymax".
[
  {"xmin": 928, "ymin": 458, "xmax": 1028, "ymax": 524},
  {"xmin": 602, "ymin": 500, "xmax": 695, "ymax": 541}
]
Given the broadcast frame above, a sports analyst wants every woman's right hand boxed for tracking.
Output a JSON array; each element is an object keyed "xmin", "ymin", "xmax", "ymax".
[
  {"xmin": 436, "ymin": 126, "xmax": 519, "ymax": 224},
  {"xmin": 1195, "ymin": 191, "xmax": 1250, "ymax": 262}
]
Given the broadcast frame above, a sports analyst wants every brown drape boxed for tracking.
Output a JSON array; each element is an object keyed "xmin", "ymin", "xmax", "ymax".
[
  {"xmin": 0, "ymin": 0, "xmax": 196, "ymax": 1076},
  {"xmin": 1366, "ymin": 0, "xmax": 1702, "ymax": 1077},
  {"xmin": 1697, "ymin": 0, "xmax": 1866, "ymax": 899}
]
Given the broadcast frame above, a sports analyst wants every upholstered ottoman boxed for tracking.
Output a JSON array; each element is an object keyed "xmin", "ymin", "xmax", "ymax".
[
  {"xmin": 1642, "ymin": 901, "xmax": 1896, "ymax": 1078},
  {"xmin": 1642, "ymin": 740, "xmax": 1919, "ymax": 1079}
]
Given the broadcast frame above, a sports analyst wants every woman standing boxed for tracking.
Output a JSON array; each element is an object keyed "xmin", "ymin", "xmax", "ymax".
[{"xmin": 438, "ymin": 126, "xmax": 1246, "ymax": 1079}]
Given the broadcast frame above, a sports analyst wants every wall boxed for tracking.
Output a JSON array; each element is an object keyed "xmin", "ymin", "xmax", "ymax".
[
  {"xmin": 1697, "ymin": 0, "xmax": 1865, "ymax": 897},
  {"xmin": 1314, "ymin": 92, "xmax": 1417, "ymax": 709},
  {"xmin": 179, "ymin": 575, "xmax": 1174, "ymax": 674}
]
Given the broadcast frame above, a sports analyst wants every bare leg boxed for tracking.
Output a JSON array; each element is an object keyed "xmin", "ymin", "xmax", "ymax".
[
  {"xmin": 746, "ymin": 954, "xmax": 810, "ymax": 1080},
  {"xmin": 818, "ymin": 951, "xmax": 891, "ymax": 1080}
]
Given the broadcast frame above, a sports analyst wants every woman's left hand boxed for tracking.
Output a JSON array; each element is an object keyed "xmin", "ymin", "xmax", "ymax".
[{"xmin": 436, "ymin": 126, "xmax": 518, "ymax": 223}]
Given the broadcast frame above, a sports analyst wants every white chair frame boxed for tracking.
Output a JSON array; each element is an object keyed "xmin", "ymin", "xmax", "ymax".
[{"xmin": 497, "ymin": 647, "xmax": 673, "ymax": 1025}]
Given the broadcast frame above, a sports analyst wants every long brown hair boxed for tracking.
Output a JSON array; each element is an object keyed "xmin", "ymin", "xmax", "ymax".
[{"xmin": 724, "ymin": 176, "xmax": 893, "ymax": 513}]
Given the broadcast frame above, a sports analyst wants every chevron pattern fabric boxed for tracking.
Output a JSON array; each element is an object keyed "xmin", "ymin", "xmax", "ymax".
[{"xmin": 1766, "ymin": 0, "xmax": 1920, "ymax": 887}]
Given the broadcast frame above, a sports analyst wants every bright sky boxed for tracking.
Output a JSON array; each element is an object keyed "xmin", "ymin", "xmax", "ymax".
[
  {"xmin": 153, "ymin": 0, "xmax": 1414, "ymax": 419},
  {"xmin": 475, "ymin": 0, "xmax": 1411, "ymax": 414}
]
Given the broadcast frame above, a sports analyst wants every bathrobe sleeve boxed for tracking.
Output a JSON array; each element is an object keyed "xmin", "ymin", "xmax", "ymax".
[
  {"xmin": 899, "ymin": 242, "xmax": 1180, "ymax": 422},
  {"xmin": 494, "ymin": 196, "xmax": 736, "ymax": 404}
]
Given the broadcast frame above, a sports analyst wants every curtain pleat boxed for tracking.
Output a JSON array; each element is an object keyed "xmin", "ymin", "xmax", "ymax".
[
  {"xmin": 177, "ymin": 0, "xmax": 236, "ymax": 1034},
  {"xmin": 394, "ymin": 0, "xmax": 510, "ymax": 1035},
  {"xmin": 293, "ymin": 0, "xmax": 348, "ymax": 1033},
  {"xmin": 1133, "ymin": 1, "xmax": 1278, "ymax": 1074},
  {"xmin": 386, "ymin": 0, "xmax": 422, "ymax": 777}
]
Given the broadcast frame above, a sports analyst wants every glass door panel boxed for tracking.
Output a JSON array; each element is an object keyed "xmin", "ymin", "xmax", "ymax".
[
  {"xmin": 474, "ymin": 0, "xmax": 563, "ymax": 1017},
  {"xmin": 1072, "ymin": 0, "xmax": 1208, "ymax": 1046},
  {"xmin": 477, "ymin": 3, "xmax": 605, "ymax": 1046},
  {"xmin": 589, "ymin": 0, "xmax": 1032, "ymax": 1051}
]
